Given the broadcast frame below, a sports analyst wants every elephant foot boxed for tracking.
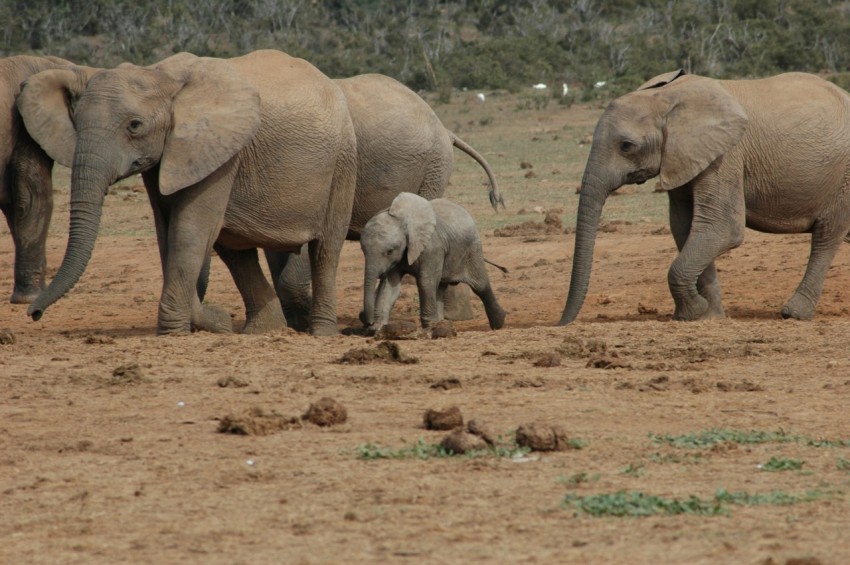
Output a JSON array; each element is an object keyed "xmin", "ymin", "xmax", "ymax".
[
  {"xmin": 311, "ymin": 323, "xmax": 339, "ymax": 337},
  {"xmin": 193, "ymin": 303, "xmax": 234, "ymax": 333},
  {"xmin": 243, "ymin": 300, "xmax": 287, "ymax": 334},
  {"xmin": 780, "ymin": 295, "xmax": 816, "ymax": 320},
  {"xmin": 487, "ymin": 307, "xmax": 506, "ymax": 330},
  {"xmin": 672, "ymin": 294, "xmax": 709, "ymax": 321},
  {"xmin": 282, "ymin": 304, "xmax": 311, "ymax": 333},
  {"xmin": 10, "ymin": 285, "xmax": 43, "ymax": 304}
]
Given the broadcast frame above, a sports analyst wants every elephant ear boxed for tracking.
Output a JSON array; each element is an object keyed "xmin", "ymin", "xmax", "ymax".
[
  {"xmin": 17, "ymin": 68, "xmax": 89, "ymax": 167},
  {"xmin": 388, "ymin": 193, "xmax": 437, "ymax": 264},
  {"xmin": 658, "ymin": 78, "xmax": 748, "ymax": 190},
  {"xmin": 637, "ymin": 69, "xmax": 686, "ymax": 90},
  {"xmin": 156, "ymin": 56, "xmax": 261, "ymax": 195}
]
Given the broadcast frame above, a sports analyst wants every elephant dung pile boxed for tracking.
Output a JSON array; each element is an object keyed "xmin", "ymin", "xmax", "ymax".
[{"xmin": 337, "ymin": 341, "xmax": 419, "ymax": 364}]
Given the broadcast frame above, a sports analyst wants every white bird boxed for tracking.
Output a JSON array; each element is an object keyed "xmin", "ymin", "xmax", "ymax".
[
  {"xmin": 476, "ymin": 92, "xmax": 486, "ymax": 102},
  {"xmin": 594, "ymin": 81, "xmax": 607, "ymax": 89},
  {"xmin": 562, "ymin": 83, "xmax": 569, "ymax": 96},
  {"xmin": 532, "ymin": 83, "xmax": 547, "ymax": 90}
]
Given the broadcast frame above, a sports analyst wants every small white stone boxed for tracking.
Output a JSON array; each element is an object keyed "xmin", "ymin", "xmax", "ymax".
[
  {"xmin": 246, "ymin": 459, "xmax": 255, "ymax": 466},
  {"xmin": 177, "ymin": 401, "xmax": 185, "ymax": 407}
]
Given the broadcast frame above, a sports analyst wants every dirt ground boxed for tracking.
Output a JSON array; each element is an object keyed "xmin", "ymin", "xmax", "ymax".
[{"xmin": 2, "ymin": 94, "xmax": 850, "ymax": 565}]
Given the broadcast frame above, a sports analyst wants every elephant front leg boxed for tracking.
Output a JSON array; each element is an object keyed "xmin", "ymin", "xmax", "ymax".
[
  {"xmin": 416, "ymin": 271, "xmax": 443, "ymax": 329},
  {"xmin": 6, "ymin": 141, "xmax": 54, "ymax": 304},
  {"xmin": 150, "ymin": 168, "xmax": 236, "ymax": 335},
  {"xmin": 216, "ymin": 245, "xmax": 286, "ymax": 334},
  {"xmin": 668, "ymin": 185, "xmax": 725, "ymax": 318}
]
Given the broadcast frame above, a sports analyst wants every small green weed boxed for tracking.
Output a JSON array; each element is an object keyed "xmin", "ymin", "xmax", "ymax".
[
  {"xmin": 648, "ymin": 452, "xmax": 705, "ymax": 465},
  {"xmin": 353, "ymin": 438, "xmax": 529, "ymax": 461},
  {"xmin": 713, "ymin": 488, "xmax": 825, "ymax": 506},
  {"xmin": 650, "ymin": 429, "xmax": 850, "ymax": 450},
  {"xmin": 564, "ymin": 488, "xmax": 830, "ymax": 517},
  {"xmin": 566, "ymin": 438, "xmax": 588, "ymax": 450},
  {"xmin": 760, "ymin": 457, "xmax": 805, "ymax": 472},
  {"xmin": 355, "ymin": 439, "xmax": 450, "ymax": 461},
  {"xmin": 620, "ymin": 463, "xmax": 646, "ymax": 477},
  {"xmin": 559, "ymin": 472, "xmax": 600, "ymax": 486},
  {"xmin": 563, "ymin": 491, "xmax": 725, "ymax": 517},
  {"xmin": 649, "ymin": 429, "xmax": 794, "ymax": 449},
  {"xmin": 837, "ymin": 457, "xmax": 850, "ymax": 471}
]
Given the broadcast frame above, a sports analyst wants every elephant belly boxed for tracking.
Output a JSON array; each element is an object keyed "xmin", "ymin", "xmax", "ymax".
[{"xmin": 216, "ymin": 218, "xmax": 317, "ymax": 252}]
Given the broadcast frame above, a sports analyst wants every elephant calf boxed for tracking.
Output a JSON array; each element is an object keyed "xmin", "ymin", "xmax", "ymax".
[{"xmin": 360, "ymin": 193, "xmax": 507, "ymax": 332}]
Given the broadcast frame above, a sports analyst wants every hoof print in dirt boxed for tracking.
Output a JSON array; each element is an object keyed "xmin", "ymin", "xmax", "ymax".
[
  {"xmin": 533, "ymin": 352, "xmax": 561, "ymax": 367},
  {"xmin": 217, "ymin": 375, "xmax": 251, "ymax": 388},
  {"xmin": 302, "ymin": 397, "xmax": 348, "ymax": 427},
  {"xmin": 440, "ymin": 429, "xmax": 489, "ymax": 454},
  {"xmin": 515, "ymin": 422, "xmax": 571, "ymax": 452},
  {"xmin": 111, "ymin": 363, "xmax": 147, "ymax": 384},
  {"xmin": 430, "ymin": 320, "xmax": 457, "ymax": 339},
  {"xmin": 430, "ymin": 377, "xmax": 462, "ymax": 390},
  {"xmin": 84, "ymin": 333, "xmax": 114, "ymax": 344},
  {"xmin": 586, "ymin": 354, "xmax": 631, "ymax": 370},
  {"xmin": 218, "ymin": 407, "xmax": 301, "ymax": 436},
  {"xmin": 337, "ymin": 341, "xmax": 419, "ymax": 365},
  {"xmin": 423, "ymin": 406, "xmax": 463, "ymax": 430},
  {"xmin": 0, "ymin": 328, "xmax": 15, "ymax": 345},
  {"xmin": 375, "ymin": 320, "xmax": 419, "ymax": 340}
]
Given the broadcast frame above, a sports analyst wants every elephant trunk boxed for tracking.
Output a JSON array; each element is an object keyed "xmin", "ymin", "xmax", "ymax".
[
  {"xmin": 28, "ymin": 146, "xmax": 116, "ymax": 321},
  {"xmin": 558, "ymin": 166, "xmax": 611, "ymax": 325},
  {"xmin": 362, "ymin": 265, "xmax": 380, "ymax": 327}
]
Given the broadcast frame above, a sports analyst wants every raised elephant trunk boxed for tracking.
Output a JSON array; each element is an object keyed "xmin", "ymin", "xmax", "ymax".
[
  {"xmin": 558, "ymin": 166, "xmax": 611, "ymax": 325},
  {"xmin": 28, "ymin": 146, "xmax": 115, "ymax": 321}
]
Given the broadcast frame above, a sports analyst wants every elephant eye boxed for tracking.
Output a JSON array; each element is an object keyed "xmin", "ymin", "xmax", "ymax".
[
  {"xmin": 127, "ymin": 119, "xmax": 144, "ymax": 134},
  {"xmin": 384, "ymin": 248, "xmax": 394, "ymax": 256},
  {"xmin": 619, "ymin": 140, "xmax": 635, "ymax": 153}
]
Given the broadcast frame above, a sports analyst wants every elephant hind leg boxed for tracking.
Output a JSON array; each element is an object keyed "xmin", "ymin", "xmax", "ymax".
[
  {"xmin": 468, "ymin": 282, "xmax": 506, "ymax": 330},
  {"xmin": 265, "ymin": 248, "xmax": 312, "ymax": 332},
  {"xmin": 215, "ymin": 244, "xmax": 286, "ymax": 334},
  {"xmin": 464, "ymin": 264, "xmax": 506, "ymax": 330},
  {"xmin": 781, "ymin": 217, "xmax": 848, "ymax": 320}
]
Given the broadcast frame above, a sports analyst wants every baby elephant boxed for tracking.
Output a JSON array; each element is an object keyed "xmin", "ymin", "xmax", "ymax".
[{"xmin": 360, "ymin": 193, "xmax": 507, "ymax": 332}]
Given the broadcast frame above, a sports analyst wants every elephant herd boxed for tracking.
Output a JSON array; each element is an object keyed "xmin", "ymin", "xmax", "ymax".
[{"xmin": 4, "ymin": 50, "xmax": 850, "ymax": 335}]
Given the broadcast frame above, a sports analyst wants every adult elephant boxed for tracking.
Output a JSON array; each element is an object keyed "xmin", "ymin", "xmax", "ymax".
[
  {"xmin": 267, "ymin": 73, "xmax": 503, "ymax": 331},
  {"xmin": 19, "ymin": 50, "xmax": 357, "ymax": 335},
  {"xmin": 560, "ymin": 69, "xmax": 850, "ymax": 324},
  {"xmin": 0, "ymin": 55, "xmax": 79, "ymax": 304}
]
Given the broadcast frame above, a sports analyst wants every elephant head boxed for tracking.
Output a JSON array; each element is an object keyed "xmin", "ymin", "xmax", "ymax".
[
  {"xmin": 360, "ymin": 193, "xmax": 436, "ymax": 326},
  {"xmin": 558, "ymin": 71, "xmax": 748, "ymax": 325},
  {"xmin": 17, "ymin": 54, "xmax": 261, "ymax": 321}
]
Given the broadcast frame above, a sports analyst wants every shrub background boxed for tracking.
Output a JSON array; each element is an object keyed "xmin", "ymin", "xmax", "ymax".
[{"xmin": 5, "ymin": 1, "xmax": 850, "ymax": 95}]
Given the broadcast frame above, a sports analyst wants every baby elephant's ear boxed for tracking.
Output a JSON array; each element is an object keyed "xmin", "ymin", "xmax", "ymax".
[{"xmin": 389, "ymin": 193, "xmax": 436, "ymax": 264}]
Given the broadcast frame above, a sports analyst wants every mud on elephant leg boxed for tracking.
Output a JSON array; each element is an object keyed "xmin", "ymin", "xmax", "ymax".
[
  {"xmin": 442, "ymin": 284, "xmax": 474, "ymax": 321},
  {"xmin": 215, "ymin": 245, "xmax": 286, "ymax": 334}
]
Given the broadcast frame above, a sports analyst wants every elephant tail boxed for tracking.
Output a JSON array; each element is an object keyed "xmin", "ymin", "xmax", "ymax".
[
  {"xmin": 451, "ymin": 133, "xmax": 504, "ymax": 211},
  {"xmin": 484, "ymin": 257, "xmax": 509, "ymax": 274}
]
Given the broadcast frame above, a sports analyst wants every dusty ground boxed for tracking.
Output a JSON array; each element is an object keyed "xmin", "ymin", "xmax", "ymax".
[{"xmin": 2, "ymin": 92, "xmax": 850, "ymax": 564}]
